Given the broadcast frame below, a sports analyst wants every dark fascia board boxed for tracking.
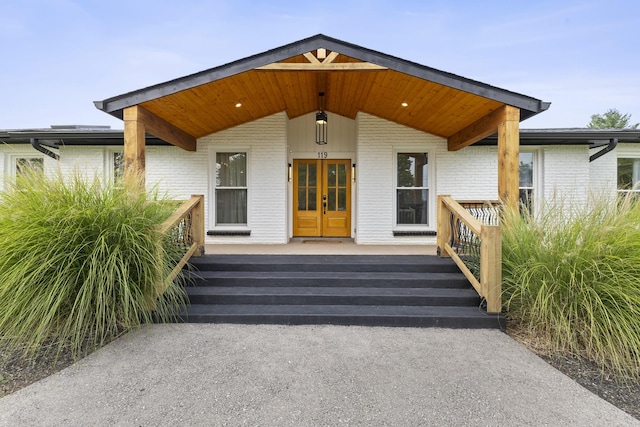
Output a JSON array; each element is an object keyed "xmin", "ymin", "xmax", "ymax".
[
  {"xmin": 477, "ymin": 128, "xmax": 640, "ymax": 146},
  {"xmin": 1, "ymin": 129, "xmax": 168, "ymax": 146},
  {"xmin": 94, "ymin": 34, "xmax": 550, "ymax": 121}
]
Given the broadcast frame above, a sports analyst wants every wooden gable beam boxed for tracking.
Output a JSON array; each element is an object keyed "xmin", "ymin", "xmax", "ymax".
[
  {"xmin": 127, "ymin": 105, "xmax": 197, "ymax": 152},
  {"xmin": 447, "ymin": 105, "xmax": 518, "ymax": 151}
]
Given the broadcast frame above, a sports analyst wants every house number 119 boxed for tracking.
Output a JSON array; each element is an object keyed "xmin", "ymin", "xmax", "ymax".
[{"xmin": 317, "ymin": 152, "xmax": 328, "ymax": 159}]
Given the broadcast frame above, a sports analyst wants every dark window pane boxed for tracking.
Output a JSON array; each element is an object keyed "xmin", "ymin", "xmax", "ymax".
[
  {"xmin": 216, "ymin": 152, "xmax": 246, "ymax": 187},
  {"xmin": 338, "ymin": 164, "xmax": 346, "ymax": 186},
  {"xmin": 618, "ymin": 158, "xmax": 640, "ymax": 190},
  {"xmin": 16, "ymin": 157, "xmax": 44, "ymax": 176},
  {"xmin": 309, "ymin": 164, "xmax": 317, "ymax": 187},
  {"xmin": 519, "ymin": 189, "xmax": 533, "ymax": 214},
  {"xmin": 338, "ymin": 188, "xmax": 347, "ymax": 211},
  {"xmin": 328, "ymin": 188, "xmax": 336, "ymax": 211},
  {"xmin": 397, "ymin": 189, "xmax": 428, "ymax": 225},
  {"xmin": 397, "ymin": 153, "xmax": 427, "ymax": 188},
  {"xmin": 308, "ymin": 188, "xmax": 317, "ymax": 210},
  {"xmin": 298, "ymin": 164, "xmax": 307, "ymax": 185},
  {"xmin": 519, "ymin": 152, "xmax": 534, "ymax": 188},
  {"xmin": 113, "ymin": 152, "xmax": 124, "ymax": 182},
  {"xmin": 298, "ymin": 188, "xmax": 307, "ymax": 210},
  {"xmin": 328, "ymin": 164, "xmax": 336, "ymax": 187},
  {"xmin": 216, "ymin": 189, "xmax": 247, "ymax": 224}
]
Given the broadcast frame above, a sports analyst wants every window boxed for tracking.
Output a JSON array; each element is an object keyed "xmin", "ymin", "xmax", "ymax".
[
  {"xmin": 215, "ymin": 152, "xmax": 247, "ymax": 225},
  {"xmin": 618, "ymin": 158, "xmax": 640, "ymax": 194},
  {"xmin": 519, "ymin": 152, "xmax": 535, "ymax": 212},
  {"xmin": 396, "ymin": 153, "xmax": 429, "ymax": 225}
]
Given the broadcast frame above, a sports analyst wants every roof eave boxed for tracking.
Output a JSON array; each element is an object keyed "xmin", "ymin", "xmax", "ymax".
[{"xmin": 94, "ymin": 34, "xmax": 550, "ymax": 120}]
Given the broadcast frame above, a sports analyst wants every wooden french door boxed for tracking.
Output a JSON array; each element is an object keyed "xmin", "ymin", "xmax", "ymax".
[{"xmin": 293, "ymin": 159, "xmax": 351, "ymax": 237}]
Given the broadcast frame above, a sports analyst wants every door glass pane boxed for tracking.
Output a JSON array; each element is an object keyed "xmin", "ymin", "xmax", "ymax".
[
  {"xmin": 298, "ymin": 164, "xmax": 307, "ymax": 185},
  {"xmin": 298, "ymin": 188, "xmax": 307, "ymax": 210},
  {"xmin": 328, "ymin": 164, "xmax": 336, "ymax": 187},
  {"xmin": 308, "ymin": 164, "xmax": 317, "ymax": 186},
  {"xmin": 308, "ymin": 188, "xmax": 317, "ymax": 210},
  {"xmin": 397, "ymin": 189, "xmax": 428, "ymax": 225},
  {"xmin": 328, "ymin": 188, "xmax": 336, "ymax": 211},
  {"xmin": 338, "ymin": 164, "xmax": 346, "ymax": 186},
  {"xmin": 338, "ymin": 188, "xmax": 347, "ymax": 211}
]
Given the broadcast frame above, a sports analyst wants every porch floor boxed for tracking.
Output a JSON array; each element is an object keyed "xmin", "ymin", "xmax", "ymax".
[{"xmin": 205, "ymin": 239, "xmax": 438, "ymax": 256}]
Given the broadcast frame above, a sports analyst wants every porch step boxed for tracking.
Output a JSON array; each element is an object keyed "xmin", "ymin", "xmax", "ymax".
[
  {"xmin": 178, "ymin": 254, "xmax": 505, "ymax": 330},
  {"xmin": 184, "ymin": 304, "xmax": 502, "ymax": 328}
]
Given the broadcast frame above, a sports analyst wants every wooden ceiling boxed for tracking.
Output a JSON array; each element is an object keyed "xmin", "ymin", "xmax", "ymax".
[
  {"xmin": 138, "ymin": 50, "xmax": 504, "ymax": 139},
  {"xmin": 97, "ymin": 35, "xmax": 549, "ymax": 146}
]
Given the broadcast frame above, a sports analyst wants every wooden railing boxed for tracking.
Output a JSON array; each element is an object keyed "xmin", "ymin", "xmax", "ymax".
[
  {"xmin": 158, "ymin": 194, "xmax": 205, "ymax": 285},
  {"xmin": 436, "ymin": 195, "xmax": 502, "ymax": 313}
]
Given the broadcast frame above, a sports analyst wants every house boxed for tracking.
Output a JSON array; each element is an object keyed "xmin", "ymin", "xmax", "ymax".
[{"xmin": 2, "ymin": 34, "xmax": 640, "ymax": 247}]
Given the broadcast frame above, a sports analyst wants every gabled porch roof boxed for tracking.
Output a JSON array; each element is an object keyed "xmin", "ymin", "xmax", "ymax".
[{"xmin": 94, "ymin": 34, "xmax": 549, "ymax": 149}]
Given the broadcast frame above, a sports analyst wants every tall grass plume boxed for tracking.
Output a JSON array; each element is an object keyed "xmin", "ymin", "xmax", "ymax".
[
  {"xmin": 0, "ymin": 171, "xmax": 187, "ymax": 357},
  {"xmin": 502, "ymin": 194, "xmax": 640, "ymax": 379}
]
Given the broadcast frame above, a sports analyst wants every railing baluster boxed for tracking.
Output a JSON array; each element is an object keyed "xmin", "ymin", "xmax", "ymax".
[
  {"xmin": 157, "ymin": 194, "xmax": 205, "ymax": 292},
  {"xmin": 437, "ymin": 196, "xmax": 502, "ymax": 313}
]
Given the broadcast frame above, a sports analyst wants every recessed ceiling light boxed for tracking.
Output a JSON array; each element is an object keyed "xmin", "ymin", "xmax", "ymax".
[
  {"xmin": 401, "ymin": 102, "xmax": 408, "ymax": 107},
  {"xmin": 235, "ymin": 103, "xmax": 242, "ymax": 108}
]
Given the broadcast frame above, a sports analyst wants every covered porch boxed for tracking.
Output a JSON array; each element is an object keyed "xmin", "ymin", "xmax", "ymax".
[{"xmin": 96, "ymin": 34, "xmax": 550, "ymax": 316}]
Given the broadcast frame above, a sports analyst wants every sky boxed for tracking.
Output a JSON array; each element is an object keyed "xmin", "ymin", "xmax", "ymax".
[{"xmin": 1, "ymin": 0, "xmax": 638, "ymax": 130}]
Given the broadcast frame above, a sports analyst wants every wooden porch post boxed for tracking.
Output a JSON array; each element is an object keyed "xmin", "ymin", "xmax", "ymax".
[
  {"xmin": 497, "ymin": 106, "xmax": 520, "ymax": 210},
  {"xmin": 123, "ymin": 106, "xmax": 146, "ymax": 185}
]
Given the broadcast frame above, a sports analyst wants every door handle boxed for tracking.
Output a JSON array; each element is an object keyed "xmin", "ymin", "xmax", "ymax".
[{"xmin": 323, "ymin": 195, "xmax": 327, "ymax": 214}]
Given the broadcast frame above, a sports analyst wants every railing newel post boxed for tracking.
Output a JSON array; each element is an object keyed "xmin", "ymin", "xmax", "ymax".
[
  {"xmin": 191, "ymin": 194, "xmax": 205, "ymax": 256},
  {"xmin": 437, "ymin": 195, "xmax": 452, "ymax": 257}
]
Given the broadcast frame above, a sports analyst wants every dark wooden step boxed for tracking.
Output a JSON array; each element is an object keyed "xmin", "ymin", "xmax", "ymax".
[
  {"xmin": 178, "ymin": 254, "xmax": 506, "ymax": 330},
  {"xmin": 183, "ymin": 271, "xmax": 470, "ymax": 289},
  {"xmin": 188, "ymin": 254, "xmax": 460, "ymax": 273},
  {"xmin": 180, "ymin": 304, "xmax": 505, "ymax": 329},
  {"xmin": 186, "ymin": 286, "xmax": 480, "ymax": 306}
]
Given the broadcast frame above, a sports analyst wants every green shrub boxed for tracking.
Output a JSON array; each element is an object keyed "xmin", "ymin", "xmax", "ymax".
[
  {"xmin": 0, "ymin": 171, "xmax": 187, "ymax": 357},
  {"xmin": 502, "ymin": 194, "xmax": 640, "ymax": 379}
]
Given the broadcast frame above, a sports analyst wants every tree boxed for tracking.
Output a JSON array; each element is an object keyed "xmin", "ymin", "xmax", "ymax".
[{"xmin": 587, "ymin": 108, "xmax": 639, "ymax": 129}]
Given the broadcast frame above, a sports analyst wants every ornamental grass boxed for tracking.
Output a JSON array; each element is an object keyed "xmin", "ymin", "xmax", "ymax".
[
  {"xmin": 502, "ymin": 193, "xmax": 640, "ymax": 380},
  {"xmin": 0, "ymin": 171, "xmax": 186, "ymax": 358}
]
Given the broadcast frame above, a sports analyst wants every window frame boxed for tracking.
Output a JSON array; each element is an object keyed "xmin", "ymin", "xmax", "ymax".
[
  {"xmin": 393, "ymin": 150, "xmax": 434, "ymax": 229},
  {"xmin": 212, "ymin": 149, "xmax": 250, "ymax": 227},
  {"xmin": 5, "ymin": 152, "xmax": 45, "ymax": 189},
  {"xmin": 519, "ymin": 149, "xmax": 542, "ymax": 213}
]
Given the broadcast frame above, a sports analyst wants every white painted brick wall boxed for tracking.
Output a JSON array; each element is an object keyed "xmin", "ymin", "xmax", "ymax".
[
  {"xmin": 589, "ymin": 148, "xmax": 617, "ymax": 196},
  {"xmin": 198, "ymin": 113, "xmax": 288, "ymax": 244},
  {"xmin": 3, "ymin": 120, "xmax": 634, "ymax": 247},
  {"xmin": 356, "ymin": 113, "xmax": 447, "ymax": 245},
  {"xmin": 58, "ymin": 146, "xmax": 106, "ymax": 178},
  {"xmin": 437, "ymin": 146, "xmax": 499, "ymax": 200},
  {"xmin": 542, "ymin": 145, "xmax": 590, "ymax": 205}
]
